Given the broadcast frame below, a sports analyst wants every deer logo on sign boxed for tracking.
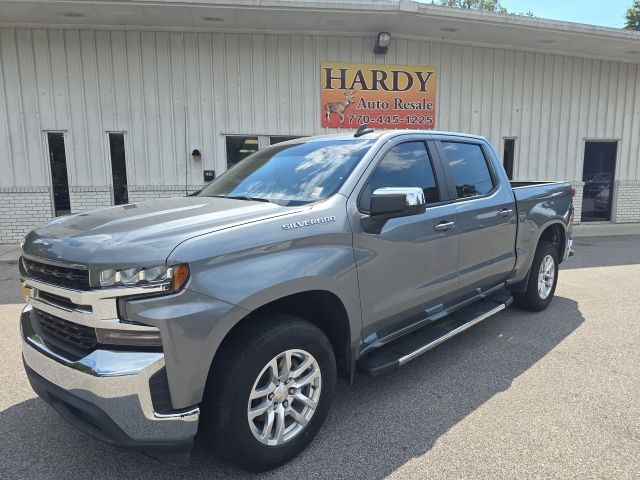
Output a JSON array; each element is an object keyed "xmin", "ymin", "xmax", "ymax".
[{"xmin": 324, "ymin": 90, "xmax": 356, "ymax": 123}]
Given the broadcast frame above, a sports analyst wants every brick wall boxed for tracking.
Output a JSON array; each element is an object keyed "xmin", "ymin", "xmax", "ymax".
[
  {"xmin": 613, "ymin": 181, "xmax": 640, "ymax": 223},
  {"xmin": 0, "ymin": 187, "xmax": 53, "ymax": 243},
  {"xmin": 127, "ymin": 185, "xmax": 201, "ymax": 203},
  {"xmin": 0, "ymin": 185, "xmax": 203, "ymax": 243},
  {"xmin": 69, "ymin": 186, "xmax": 112, "ymax": 212}
]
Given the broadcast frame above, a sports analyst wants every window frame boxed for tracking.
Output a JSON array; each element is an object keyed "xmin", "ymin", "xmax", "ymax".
[
  {"xmin": 357, "ymin": 138, "xmax": 450, "ymax": 213},
  {"xmin": 433, "ymin": 138, "xmax": 499, "ymax": 203}
]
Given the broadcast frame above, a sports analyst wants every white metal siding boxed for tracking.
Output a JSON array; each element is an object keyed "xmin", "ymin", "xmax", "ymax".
[{"xmin": 1, "ymin": 27, "xmax": 639, "ymax": 190}]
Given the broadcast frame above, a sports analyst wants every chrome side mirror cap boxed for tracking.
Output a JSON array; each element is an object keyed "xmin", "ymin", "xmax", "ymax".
[{"xmin": 370, "ymin": 187, "xmax": 426, "ymax": 217}]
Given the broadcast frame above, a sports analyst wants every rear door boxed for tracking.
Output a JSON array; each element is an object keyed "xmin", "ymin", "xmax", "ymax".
[
  {"xmin": 348, "ymin": 137, "xmax": 459, "ymax": 350},
  {"xmin": 434, "ymin": 137, "xmax": 517, "ymax": 296}
]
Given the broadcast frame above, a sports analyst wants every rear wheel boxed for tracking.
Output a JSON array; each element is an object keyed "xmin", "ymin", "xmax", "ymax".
[
  {"xmin": 513, "ymin": 241, "xmax": 559, "ymax": 311},
  {"xmin": 200, "ymin": 314, "xmax": 336, "ymax": 472}
]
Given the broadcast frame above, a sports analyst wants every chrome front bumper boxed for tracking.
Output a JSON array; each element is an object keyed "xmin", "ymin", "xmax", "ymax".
[{"xmin": 21, "ymin": 303, "xmax": 199, "ymax": 463}]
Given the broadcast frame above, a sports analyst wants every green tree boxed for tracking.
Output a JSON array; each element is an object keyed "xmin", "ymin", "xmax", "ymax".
[
  {"xmin": 625, "ymin": 0, "xmax": 640, "ymax": 30},
  {"xmin": 432, "ymin": 0, "xmax": 508, "ymax": 13},
  {"xmin": 431, "ymin": 0, "xmax": 534, "ymax": 16}
]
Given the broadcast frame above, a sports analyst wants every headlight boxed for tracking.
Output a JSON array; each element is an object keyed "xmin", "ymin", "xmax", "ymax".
[{"xmin": 98, "ymin": 264, "xmax": 190, "ymax": 292}]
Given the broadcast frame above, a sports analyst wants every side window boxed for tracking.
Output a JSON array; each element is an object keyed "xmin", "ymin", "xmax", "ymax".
[
  {"xmin": 361, "ymin": 141, "xmax": 439, "ymax": 210},
  {"xmin": 440, "ymin": 142, "xmax": 494, "ymax": 199}
]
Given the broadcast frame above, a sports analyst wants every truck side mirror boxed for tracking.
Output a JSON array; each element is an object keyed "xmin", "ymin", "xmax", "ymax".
[{"xmin": 370, "ymin": 187, "xmax": 426, "ymax": 218}]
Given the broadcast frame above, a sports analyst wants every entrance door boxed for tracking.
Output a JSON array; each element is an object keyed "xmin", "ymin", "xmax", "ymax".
[{"xmin": 581, "ymin": 141, "xmax": 617, "ymax": 222}]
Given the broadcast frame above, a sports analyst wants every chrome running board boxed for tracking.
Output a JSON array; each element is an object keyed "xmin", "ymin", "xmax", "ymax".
[{"xmin": 357, "ymin": 290, "xmax": 512, "ymax": 376}]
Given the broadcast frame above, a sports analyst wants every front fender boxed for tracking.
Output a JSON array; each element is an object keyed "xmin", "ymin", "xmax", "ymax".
[{"xmin": 153, "ymin": 215, "xmax": 361, "ymax": 407}]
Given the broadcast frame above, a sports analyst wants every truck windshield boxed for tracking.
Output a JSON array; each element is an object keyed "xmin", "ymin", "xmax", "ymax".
[{"xmin": 198, "ymin": 139, "xmax": 374, "ymax": 206}]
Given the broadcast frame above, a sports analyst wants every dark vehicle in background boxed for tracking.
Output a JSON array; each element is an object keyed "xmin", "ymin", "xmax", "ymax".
[
  {"xmin": 19, "ymin": 129, "xmax": 574, "ymax": 472},
  {"xmin": 584, "ymin": 172, "xmax": 613, "ymax": 197}
]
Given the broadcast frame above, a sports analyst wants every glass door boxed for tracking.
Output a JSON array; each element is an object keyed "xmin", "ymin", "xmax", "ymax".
[{"xmin": 581, "ymin": 141, "xmax": 617, "ymax": 222}]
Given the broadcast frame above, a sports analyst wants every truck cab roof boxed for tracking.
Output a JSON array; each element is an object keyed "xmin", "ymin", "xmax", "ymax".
[{"xmin": 280, "ymin": 129, "xmax": 488, "ymax": 145}]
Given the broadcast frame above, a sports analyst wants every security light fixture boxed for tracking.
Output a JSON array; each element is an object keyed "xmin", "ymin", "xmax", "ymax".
[
  {"xmin": 374, "ymin": 32, "xmax": 391, "ymax": 55},
  {"xmin": 440, "ymin": 27, "xmax": 458, "ymax": 32},
  {"xmin": 191, "ymin": 149, "xmax": 201, "ymax": 161}
]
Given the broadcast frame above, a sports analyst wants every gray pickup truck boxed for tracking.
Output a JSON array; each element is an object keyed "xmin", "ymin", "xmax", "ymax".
[{"xmin": 19, "ymin": 128, "xmax": 574, "ymax": 471}]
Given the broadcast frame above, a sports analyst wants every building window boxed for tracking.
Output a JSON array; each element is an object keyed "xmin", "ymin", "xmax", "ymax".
[
  {"xmin": 503, "ymin": 138, "xmax": 515, "ymax": 180},
  {"xmin": 47, "ymin": 132, "xmax": 71, "ymax": 216},
  {"xmin": 226, "ymin": 136, "xmax": 259, "ymax": 169},
  {"xmin": 108, "ymin": 133, "xmax": 129, "ymax": 205},
  {"xmin": 270, "ymin": 136, "xmax": 303, "ymax": 145}
]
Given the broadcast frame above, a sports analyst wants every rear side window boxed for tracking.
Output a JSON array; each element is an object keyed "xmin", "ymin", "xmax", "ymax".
[
  {"xmin": 440, "ymin": 142, "xmax": 494, "ymax": 199},
  {"xmin": 360, "ymin": 141, "xmax": 439, "ymax": 209}
]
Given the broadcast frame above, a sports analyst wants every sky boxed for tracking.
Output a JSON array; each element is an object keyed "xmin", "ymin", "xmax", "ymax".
[{"xmin": 499, "ymin": 0, "xmax": 630, "ymax": 28}]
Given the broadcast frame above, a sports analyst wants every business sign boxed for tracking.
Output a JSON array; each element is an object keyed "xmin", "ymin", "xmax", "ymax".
[{"xmin": 320, "ymin": 62, "xmax": 436, "ymax": 129}]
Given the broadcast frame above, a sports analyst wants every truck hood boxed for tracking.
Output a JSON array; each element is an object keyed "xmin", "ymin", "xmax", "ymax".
[{"xmin": 21, "ymin": 196, "xmax": 296, "ymax": 268}]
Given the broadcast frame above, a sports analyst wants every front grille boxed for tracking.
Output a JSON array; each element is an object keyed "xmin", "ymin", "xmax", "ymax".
[
  {"xmin": 21, "ymin": 257, "xmax": 90, "ymax": 291},
  {"xmin": 32, "ymin": 309, "xmax": 98, "ymax": 361},
  {"xmin": 37, "ymin": 290, "xmax": 92, "ymax": 313}
]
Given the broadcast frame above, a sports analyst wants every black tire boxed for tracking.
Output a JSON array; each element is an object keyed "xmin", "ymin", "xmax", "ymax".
[
  {"xmin": 200, "ymin": 314, "xmax": 336, "ymax": 472},
  {"xmin": 513, "ymin": 241, "xmax": 559, "ymax": 312}
]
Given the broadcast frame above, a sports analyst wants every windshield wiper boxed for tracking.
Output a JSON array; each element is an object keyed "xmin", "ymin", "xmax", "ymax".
[{"xmin": 225, "ymin": 195, "xmax": 273, "ymax": 203}]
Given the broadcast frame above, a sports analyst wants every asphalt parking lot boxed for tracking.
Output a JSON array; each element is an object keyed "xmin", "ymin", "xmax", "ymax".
[{"xmin": 1, "ymin": 234, "xmax": 639, "ymax": 479}]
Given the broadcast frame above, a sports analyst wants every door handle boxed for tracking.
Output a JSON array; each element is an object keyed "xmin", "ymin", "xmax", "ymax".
[
  {"xmin": 434, "ymin": 221, "xmax": 455, "ymax": 232},
  {"xmin": 499, "ymin": 208, "xmax": 514, "ymax": 217}
]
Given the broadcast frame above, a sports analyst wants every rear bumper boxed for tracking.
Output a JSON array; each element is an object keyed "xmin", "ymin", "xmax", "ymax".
[{"xmin": 21, "ymin": 305, "xmax": 199, "ymax": 465}]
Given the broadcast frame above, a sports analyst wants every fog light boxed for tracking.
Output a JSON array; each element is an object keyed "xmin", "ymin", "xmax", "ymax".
[{"xmin": 95, "ymin": 328, "xmax": 163, "ymax": 347}]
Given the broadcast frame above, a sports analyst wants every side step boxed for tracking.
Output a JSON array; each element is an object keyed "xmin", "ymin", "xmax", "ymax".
[{"xmin": 357, "ymin": 291, "xmax": 513, "ymax": 376}]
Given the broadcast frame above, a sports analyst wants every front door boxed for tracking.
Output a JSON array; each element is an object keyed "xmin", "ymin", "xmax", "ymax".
[{"xmin": 350, "ymin": 140, "xmax": 459, "ymax": 350}]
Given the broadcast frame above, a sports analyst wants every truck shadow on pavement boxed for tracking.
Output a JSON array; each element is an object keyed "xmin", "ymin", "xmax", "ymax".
[{"xmin": 1, "ymin": 296, "xmax": 583, "ymax": 480}]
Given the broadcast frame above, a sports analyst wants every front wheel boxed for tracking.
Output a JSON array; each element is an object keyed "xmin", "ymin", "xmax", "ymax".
[
  {"xmin": 513, "ymin": 241, "xmax": 559, "ymax": 311},
  {"xmin": 200, "ymin": 314, "xmax": 336, "ymax": 472}
]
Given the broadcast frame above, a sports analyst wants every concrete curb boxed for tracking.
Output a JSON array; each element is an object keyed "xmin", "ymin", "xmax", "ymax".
[{"xmin": 572, "ymin": 223, "xmax": 640, "ymax": 237}]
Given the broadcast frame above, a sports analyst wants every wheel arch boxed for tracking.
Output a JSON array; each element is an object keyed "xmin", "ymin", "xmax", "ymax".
[
  {"xmin": 207, "ymin": 286, "xmax": 356, "ymax": 392},
  {"xmin": 538, "ymin": 222, "xmax": 566, "ymax": 264},
  {"xmin": 509, "ymin": 220, "xmax": 566, "ymax": 293}
]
